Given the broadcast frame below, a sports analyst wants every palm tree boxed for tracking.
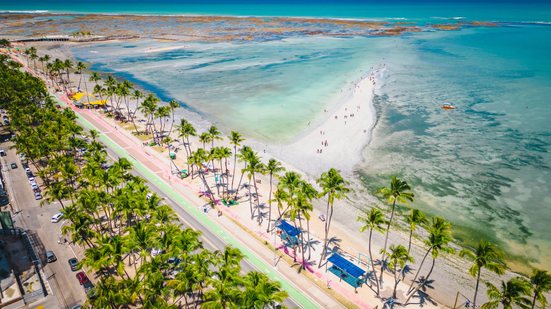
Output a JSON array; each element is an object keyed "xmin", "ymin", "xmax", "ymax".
[
  {"xmin": 177, "ymin": 119, "xmax": 196, "ymax": 164},
  {"xmin": 381, "ymin": 244, "xmax": 414, "ymax": 299},
  {"xmin": 208, "ymin": 125, "xmax": 223, "ymax": 149},
  {"xmin": 377, "ymin": 176, "xmax": 414, "ymax": 284},
  {"xmin": 199, "ymin": 132, "xmax": 212, "ymax": 150},
  {"xmin": 228, "ymin": 131, "xmax": 244, "ymax": 192},
  {"xmin": 529, "ymin": 269, "xmax": 551, "ymax": 309},
  {"xmin": 482, "ymin": 277, "xmax": 532, "ymax": 309},
  {"xmin": 167, "ymin": 99, "xmax": 179, "ymax": 137},
  {"xmin": 76, "ymin": 61, "xmax": 86, "ymax": 90},
  {"xmin": 265, "ymin": 159, "xmax": 284, "ymax": 232},
  {"xmin": 130, "ymin": 89, "xmax": 144, "ymax": 133},
  {"xmin": 139, "ymin": 94, "xmax": 160, "ymax": 139},
  {"xmin": 29, "ymin": 50, "xmax": 38, "ymax": 71},
  {"xmin": 405, "ymin": 208, "xmax": 428, "ymax": 255},
  {"xmin": 406, "ymin": 217, "xmax": 455, "ymax": 303},
  {"xmin": 42, "ymin": 180, "xmax": 74, "ymax": 209},
  {"xmin": 234, "ymin": 146, "xmax": 253, "ymax": 199},
  {"xmin": 242, "ymin": 150, "xmax": 264, "ymax": 220},
  {"xmin": 155, "ymin": 105, "xmax": 171, "ymax": 142},
  {"xmin": 357, "ymin": 207, "xmax": 387, "ymax": 296},
  {"xmin": 459, "ymin": 240, "xmax": 506, "ymax": 308},
  {"xmin": 317, "ymin": 168, "xmax": 350, "ymax": 267},
  {"xmin": 63, "ymin": 59, "xmax": 73, "ymax": 88},
  {"xmin": 89, "ymin": 72, "xmax": 101, "ymax": 102},
  {"xmin": 241, "ymin": 271, "xmax": 288, "ymax": 308}
]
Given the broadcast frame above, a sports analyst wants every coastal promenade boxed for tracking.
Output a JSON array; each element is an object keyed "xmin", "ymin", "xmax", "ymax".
[
  {"xmin": 11, "ymin": 52, "xmax": 445, "ymax": 308},
  {"xmin": 53, "ymin": 93, "xmax": 344, "ymax": 308}
]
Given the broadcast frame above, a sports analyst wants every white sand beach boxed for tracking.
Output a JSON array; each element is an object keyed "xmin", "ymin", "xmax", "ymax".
[{"xmin": 276, "ymin": 68, "xmax": 384, "ymax": 176}]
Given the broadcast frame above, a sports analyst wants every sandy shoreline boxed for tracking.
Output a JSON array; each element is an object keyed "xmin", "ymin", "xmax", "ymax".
[{"xmin": 274, "ymin": 67, "xmax": 384, "ymax": 176}]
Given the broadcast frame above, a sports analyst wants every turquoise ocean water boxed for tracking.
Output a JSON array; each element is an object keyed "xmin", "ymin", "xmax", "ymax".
[{"xmin": 3, "ymin": 1, "xmax": 551, "ymax": 270}]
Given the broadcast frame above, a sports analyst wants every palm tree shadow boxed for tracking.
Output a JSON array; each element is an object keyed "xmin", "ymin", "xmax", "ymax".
[
  {"xmin": 406, "ymin": 277, "xmax": 437, "ymax": 307},
  {"xmin": 400, "ymin": 264, "xmax": 414, "ymax": 278},
  {"xmin": 318, "ymin": 237, "xmax": 342, "ymax": 268}
]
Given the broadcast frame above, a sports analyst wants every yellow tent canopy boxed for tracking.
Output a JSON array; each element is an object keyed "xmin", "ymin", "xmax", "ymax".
[{"xmin": 72, "ymin": 92, "xmax": 107, "ymax": 106}]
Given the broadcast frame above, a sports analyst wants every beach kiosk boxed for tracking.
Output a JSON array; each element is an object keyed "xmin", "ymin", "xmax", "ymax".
[
  {"xmin": 276, "ymin": 220, "xmax": 301, "ymax": 247},
  {"xmin": 327, "ymin": 253, "xmax": 366, "ymax": 292}
]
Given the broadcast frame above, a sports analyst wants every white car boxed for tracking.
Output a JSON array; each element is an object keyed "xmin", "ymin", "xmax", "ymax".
[
  {"xmin": 51, "ymin": 213, "xmax": 64, "ymax": 223},
  {"xmin": 28, "ymin": 177, "xmax": 35, "ymax": 183}
]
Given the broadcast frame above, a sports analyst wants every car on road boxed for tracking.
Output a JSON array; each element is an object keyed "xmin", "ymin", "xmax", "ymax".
[
  {"xmin": 34, "ymin": 192, "xmax": 42, "ymax": 200},
  {"xmin": 76, "ymin": 271, "xmax": 90, "ymax": 285},
  {"xmin": 76, "ymin": 272, "xmax": 95, "ymax": 293},
  {"xmin": 83, "ymin": 280, "xmax": 95, "ymax": 293},
  {"xmin": 68, "ymin": 258, "xmax": 79, "ymax": 271},
  {"xmin": 46, "ymin": 250, "xmax": 57, "ymax": 263},
  {"xmin": 10, "ymin": 163, "xmax": 17, "ymax": 169},
  {"xmin": 51, "ymin": 213, "xmax": 64, "ymax": 223}
]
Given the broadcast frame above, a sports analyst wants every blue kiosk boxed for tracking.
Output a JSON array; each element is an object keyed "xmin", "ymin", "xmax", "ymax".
[
  {"xmin": 327, "ymin": 253, "xmax": 366, "ymax": 292},
  {"xmin": 277, "ymin": 220, "xmax": 301, "ymax": 246}
]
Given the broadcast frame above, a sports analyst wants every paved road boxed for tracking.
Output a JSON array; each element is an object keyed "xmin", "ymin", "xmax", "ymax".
[{"xmin": 0, "ymin": 132, "xmax": 87, "ymax": 309}]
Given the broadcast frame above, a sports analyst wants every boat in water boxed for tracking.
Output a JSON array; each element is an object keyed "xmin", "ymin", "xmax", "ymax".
[{"xmin": 442, "ymin": 104, "xmax": 456, "ymax": 110}]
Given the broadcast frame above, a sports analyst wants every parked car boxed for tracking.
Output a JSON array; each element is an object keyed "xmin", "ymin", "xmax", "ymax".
[
  {"xmin": 68, "ymin": 258, "xmax": 79, "ymax": 271},
  {"xmin": 34, "ymin": 192, "xmax": 42, "ymax": 200},
  {"xmin": 46, "ymin": 250, "xmax": 57, "ymax": 263},
  {"xmin": 83, "ymin": 280, "xmax": 94, "ymax": 293},
  {"xmin": 70, "ymin": 305, "xmax": 82, "ymax": 309},
  {"xmin": 76, "ymin": 271, "xmax": 90, "ymax": 285},
  {"xmin": 31, "ymin": 183, "xmax": 39, "ymax": 191},
  {"xmin": 28, "ymin": 177, "xmax": 35, "ymax": 183},
  {"xmin": 51, "ymin": 213, "xmax": 64, "ymax": 223},
  {"xmin": 10, "ymin": 163, "xmax": 17, "ymax": 169},
  {"xmin": 0, "ymin": 149, "xmax": 5, "ymax": 156}
]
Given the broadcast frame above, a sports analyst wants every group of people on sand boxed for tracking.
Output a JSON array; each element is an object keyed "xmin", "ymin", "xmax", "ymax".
[{"xmin": 314, "ymin": 65, "xmax": 386, "ymax": 155}]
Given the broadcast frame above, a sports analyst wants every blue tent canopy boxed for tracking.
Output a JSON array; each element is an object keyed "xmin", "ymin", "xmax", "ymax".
[
  {"xmin": 328, "ymin": 254, "xmax": 365, "ymax": 278},
  {"xmin": 277, "ymin": 220, "xmax": 301, "ymax": 237}
]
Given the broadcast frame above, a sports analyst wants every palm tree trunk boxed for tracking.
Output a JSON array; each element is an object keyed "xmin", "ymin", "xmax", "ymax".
[
  {"xmin": 266, "ymin": 174, "xmax": 274, "ymax": 233},
  {"xmin": 231, "ymin": 147, "xmax": 237, "ymax": 191},
  {"xmin": 393, "ymin": 268, "xmax": 400, "ymax": 299},
  {"xmin": 531, "ymin": 292, "xmax": 538, "ymax": 309},
  {"xmin": 252, "ymin": 173, "xmax": 261, "ymax": 224},
  {"xmin": 299, "ymin": 219, "xmax": 307, "ymax": 271},
  {"xmin": 306, "ymin": 219, "xmax": 312, "ymax": 260},
  {"xmin": 407, "ymin": 257, "xmax": 436, "ymax": 304},
  {"xmin": 473, "ymin": 270, "xmax": 482, "ymax": 309},
  {"xmin": 368, "ymin": 229, "xmax": 380, "ymax": 295},
  {"xmin": 235, "ymin": 166, "xmax": 246, "ymax": 199},
  {"xmin": 407, "ymin": 229, "xmax": 413, "ymax": 255},
  {"xmin": 318, "ymin": 200, "xmax": 332, "ymax": 268},
  {"xmin": 248, "ymin": 179, "xmax": 254, "ymax": 219},
  {"xmin": 408, "ymin": 248, "xmax": 431, "ymax": 294},
  {"xmin": 380, "ymin": 200, "xmax": 397, "ymax": 285}
]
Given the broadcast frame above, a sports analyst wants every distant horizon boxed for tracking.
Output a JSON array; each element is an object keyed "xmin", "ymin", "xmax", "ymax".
[{"xmin": 2, "ymin": 0, "xmax": 551, "ymax": 5}]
